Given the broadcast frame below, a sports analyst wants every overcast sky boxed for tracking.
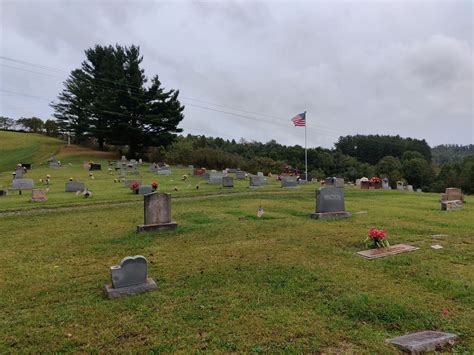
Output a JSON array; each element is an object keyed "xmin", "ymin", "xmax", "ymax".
[{"xmin": 1, "ymin": 0, "xmax": 473, "ymax": 148}]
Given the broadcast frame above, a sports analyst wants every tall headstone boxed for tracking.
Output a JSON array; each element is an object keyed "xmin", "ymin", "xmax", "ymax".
[
  {"xmin": 104, "ymin": 256, "xmax": 157, "ymax": 299},
  {"xmin": 14, "ymin": 167, "xmax": 24, "ymax": 179},
  {"xmin": 382, "ymin": 178, "xmax": 390, "ymax": 189},
  {"xmin": 396, "ymin": 181, "xmax": 404, "ymax": 191},
  {"xmin": 137, "ymin": 192, "xmax": 178, "ymax": 233},
  {"xmin": 249, "ymin": 175, "xmax": 263, "ymax": 188},
  {"xmin": 310, "ymin": 187, "xmax": 352, "ymax": 220},
  {"xmin": 281, "ymin": 176, "xmax": 298, "ymax": 188},
  {"xmin": 222, "ymin": 176, "xmax": 234, "ymax": 188}
]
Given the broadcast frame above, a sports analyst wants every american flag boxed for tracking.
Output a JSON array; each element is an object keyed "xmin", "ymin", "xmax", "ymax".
[{"xmin": 291, "ymin": 112, "xmax": 306, "ymax": 127}]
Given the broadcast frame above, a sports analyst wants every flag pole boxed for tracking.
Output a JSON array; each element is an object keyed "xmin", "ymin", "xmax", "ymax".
[{"xmin": 304, "ymin": 111, "xmax": 307, "ymax": 181}]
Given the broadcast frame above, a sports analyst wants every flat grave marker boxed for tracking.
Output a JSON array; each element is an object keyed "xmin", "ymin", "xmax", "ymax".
[
  {"xmin": 388, "ymin": 331, "xmax": 458, "ymax": 353},
  {"xmin": 356, "ymin": 244, "xmax": 419, "ymax": 259}
]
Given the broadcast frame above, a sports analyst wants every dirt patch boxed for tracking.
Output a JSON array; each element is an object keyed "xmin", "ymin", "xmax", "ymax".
[{"xmin": 56, "ymin": 145, "xmax": 118, "ymax": 159}]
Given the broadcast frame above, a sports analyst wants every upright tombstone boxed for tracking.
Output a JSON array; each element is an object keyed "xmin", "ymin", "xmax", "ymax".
[
  {"xmin": 115, "ymin": 162, "xmax": 122, "ymax": 170},
  {"xmin": 335, "ymin": 178, "xmax": 344, "ymax": 188},
  {"xmin": 138, "ymin": 186, "xmax": 153, "ymax": 195},
  {"xmin": 382, "ymin": 178, "xmax": 390, "ymax": 189},
  {"xmin": 310, "ymin": 187, "xmax": 352, "ymax": 220},
  {"xmin": 441, "ymin": 187, "xmax": 464, "ymax": 203},
  {"xmin": 21, "ymin": 163, "xmax": 31, "ymax": 170},
  {"xmin": 121, "ymin": 155, "xmax": 127, "ymax": 161},
  {"xmin": 249, "ymin": 175, "xmax": 263, "ymax": 188},
  {"xmin": 209, "ymin": 173, "xmax": 224, "ymax": 185},
  {"xmin": 12, "ymin": 178, "xmax": 34, "ymax": 193},
  {"xmin": 31, "ymin": 188, "xmax": 47, "ymax": 202},
  {"xmin": 49, "ymin": 157, "xmax": 60, "ymax": 168},
  {"xmin": 0, "ymin": 189, "xmax": 8, "ymax": 197},
  {"xmin": 83, "ymin": 162, "xmax": 91, "ymax": 170},
  {"xmin": 222, "ymin": 176, "xmax": 234, "ymax": 188},
  {"xmin": 202, "ymin": 172, "xmax": 210, "ymax": 181},
  {"xmin": 236, "ymin": 171, "xmax": 246, "ymax": 180},
  {"xmin": 193, "ymin": 168, "xmax": 205, "ymax": 176},
  {"xmin": 396, "ymin": 181, "xmax": 404, "ymax": 191},
  {"xmin": 281, "ymin": 176, "xmax": 298, "ymax": 188},
  {"xmin": 65, "ymin": 181, "xmax": 85, "ymax": 192},
  {"xmin": 14, "ymin": 167, "xmax": 24, "ymax": 178},
  {"xmin": 157, "ymin": 167, "xmax": 171, "ymax": 176},
  {"xmin": 149, "ymin": 163, "xmax": 159, "ymax": 172},
  {"xmin": 406, "ymin": 185, "xmax": 414, "ymax": 192},
  {"xmin": 137, "ymin": 192, "xmax": 178, "ymax": 233},
  {"xmin": 257, "ymin": 172, "xmax": 264, "ymax": 177},
  {"xmin": 104, "ymin": 255, "xmax": 157, "ymax": 299},
  {"xmin": 355, "ymin": 179, "xmax": 361, "ymax": 187},
  {"xmin": 89, "ymin": 163, "xmax": 101, "ymax": 171},
  {"xmin": 119, "ymin": 171, "xmax": 126, "ymax": 179}
]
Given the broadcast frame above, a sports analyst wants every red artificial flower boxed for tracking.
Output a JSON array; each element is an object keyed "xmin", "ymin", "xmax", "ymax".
[
  {"xmin": 151, "ymin": 181, "xmax": 158, "ymax": 189},
  {"xmin": 131, "ymin": 181, "xmax": 140, "ymax": 189}
]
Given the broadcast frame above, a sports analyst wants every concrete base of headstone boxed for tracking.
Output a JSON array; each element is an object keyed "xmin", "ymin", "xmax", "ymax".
[
  {"xmin": 356, "ymin": 244, "xmax": 419, "ymax": 259},
  {"xmin": 104, "ymin": 277, "xmax": 157, "ymax": 299},
  {"xmin": 310, "ymin": 211, "xmax": 352, "ymax": 220},
  {"xmin": 388, "ymin": 331, "xmax": 458, "ymax": 353},
  {"xmin": 137, "ymin": 222, "xmax": 178, "ymax": 233},
  {"xmin": 441, "ymin": 200, "xmax": 463, "ymax": 211}
]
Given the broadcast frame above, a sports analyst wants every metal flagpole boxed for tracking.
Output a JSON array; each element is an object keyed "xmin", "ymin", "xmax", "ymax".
[{"xmin": 304, "ymin": 111, "xmax": 307, "ymax": 181}]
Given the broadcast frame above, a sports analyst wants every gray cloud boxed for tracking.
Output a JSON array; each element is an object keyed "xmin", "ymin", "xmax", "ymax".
[{"xmin": 1, "ymin": 0, "xmax": 472, "ymax": 148}]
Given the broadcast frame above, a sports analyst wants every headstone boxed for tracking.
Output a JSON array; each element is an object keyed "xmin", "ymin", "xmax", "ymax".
[
  {"xmin": 83, "ymin": 162, "xmax": 91, "ymax": 170},
  {"xmin": 115, "ymin": 162, "xmax": 122, "ymax": 170},
  {"xmin": 356, "ymin": 244, "xmax": 419, "ymax": 259},
  {"xmin": 157, "ymin": 168, "xmax": 171, "ymax": 176},
  {"xmin": 396, "ymin": 182, "xmax": 404, "ymax": 191},
  {"xmin": 124, "ymin": 179, "xmax": 142, "ymax": 188},
  {"xmin": 138, "ymin": 186, "xmax": 153, "ymax": 195},
  {"xmin": 121, "ymin": 155, "xmax": 127, "ymax": 161},
  {"xmin": 416, "ymin": 188, "xmax": 422, "ymax": 192},
  {"xmin": 137, "ymin": 192, "xmax": 178, "ymax": 233},
  {"xmin": 227, "ymin": 168, "xmax": 237, "ymax": 174},
  {"xmin": 281, "ymin": 176, "xmax": 298, "ymax": 188},
  {"xmin": 12, "ymin": 178, "xmax": 34, "ymax": 190},
  {"xmin": 149, "ymin": 163, "xmax": 159, "ymax": 172},
  {"xmin": 209, "ymin": 173, "xmax": 224, "ymax": 185},
  {"xmin": 388, "ymin": 331, "xmax": 458, "ymax": 353},
  {"xmin": 188, "ymin": 165, "xmax": 194, "ymax": 169},
  {"xmin": 249, "ymin": 175, "xmax": 263, "ymax": 188},
  {"xmin": 89, "ymin": 163, "xmax": 101, "ymax": 171},
  {"xmin": 310, "ymin": 187, "xmax": 351, "ymax": 220},
  {"xmin": 406, "ymin": 185, "xmax": 414, "ymax": 192},
  {"xmin": 441, "ymin": 200, "xmax": 463, "ymax": 211},
  {"xmin": 0, "ymin": 189, "xmax": 8, "ymax": 197},
  {"xmin": 441, "ymin": 187, "xmax": 464, "ymax": 202},
  {"xmin": 382, "ymin": 178, "xmax": 390, "ymax": 189},
  {"xmin": 355, "ymin": 179, "xmax": 361, "ymax": 187},
  {"xmin": 103, "ymin": 255, "xmax": 157, "ymax": 299},
  {"xmin": 132, "ymin": 169, "xmax": 140, "ymax": 176},
  {"xmin": 193, "ymin": 168, "xmax": 205, "ymax": 176},
  {"xmin": 49, "ymin": 157, "xmax": 60, "ymax": 168},
  {"xmin": 222, "ymin": 176, "xmax": 234, "ymax": 188},
  {"xmin": 335, "ymin": 178, "xmax": 344, "ymax": 188},
  {"xmin": 236, "ymin": 171, "xmax": 246, "ymax": 180},
  {"xmin": 14, "ymin": 167, "xmax": 24, "ymax": 178},
  {"xmin": 21, "ymin": 163, "xmax": 31, "ymax": 170},
  {"xmin": 65, "ymin": 181, "xmax": 85, "ymax": 192},
  {"xmin": 257, "ymin": 172, "xmax": 264, "ymax": 177},
  {"xmin": 138, "ymin": 159, "xmax": 143, "ymax": 164},
  {"xmin": 31, "ymin": 188, "xmax": 47, "ymax": 202},
  {"xmin": 202, "ymin": 172, "xmax": 210, "ymax": 181}
]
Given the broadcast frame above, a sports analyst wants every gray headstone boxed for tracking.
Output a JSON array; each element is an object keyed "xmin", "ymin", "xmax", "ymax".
[
  {"xmin": 12, "ymin": 178, "xmax": 34, "ymax": 190},
  {"xmin": 316, "ymin": 187, "xmax": 345, "ymax": 213},
  {"xmin": 396, "ymin": 182, "xmax": 404, "ymax": 191},
  {"xmin": 281, "ymin": 176, "xmax": 298, "ymax": 188},
  {"xmin": 249, "ymin": 175, "xmax": 263, "ymax": 187},
  {"xmin": 406, "ymin": 185, "xmax": 414, "ymax": 192},
  {"xmin": 138, "ymin": 186, "xmax": 153, "ymax": 195},
  {"xmin": 149, "ymin": 164, "xmax": 159, "ymax": 172},
  {"xmin": 115, "ymin": 162, "xmax": 122, "ymax": 170},
  {"xmin": 188, "ymin": 165, "xmax": 194, "ymax": 169},
  {"xmin": 202, "ymin": 172, "xmax": 210, "ymax": 181},
  {"xmin": 137, "ymin": 192, "xmax": 177, "ymax": 232},
  {"xmin": 14, "ymin": 168, "xmax": 24, "ymax": 178},
  {"xmin": 209, "ymin": 173, "xmax": 224, "ymax": 185},
  {"xmin": 257, "ymin": 172, "xmax": 264, "ymax": 177},
  {"xmin": 416, "ymin": 188, "xmax": 422, "ymax": 192},
  {"xmin": 157, "ymin": 168, "xmax": 171, "ymax": 176},
  {"xmin": 49, "ymin": 157, "xmax": 60, "ymax": 168},
  {"xmin": 222, "ymin": 176, "xmax": 234, "ymax": 188},
  {"xmin": 110, "ymin": 255, "xmax": 148, "ymax": 288},
  {"xmin": 388, "ymin": 331, "xmax": 458, "ymax": 353},
  {"xmin": 119, "ymin": 171, "xmax": 126, "ymax": 178},
  {"xmin": 121, "ymin": 155, "xmax": 127, "ymax": 161},
  {"xmin": 65, "ymin": 181, "xmax": 85, "ymax": 192},
  {"xmin": 382, "ymin": 178, "xmax": 390, "ymax": 189},
  {"xmin": 236, "ymin": 171, "xmax": 246, "ymax": 180}
]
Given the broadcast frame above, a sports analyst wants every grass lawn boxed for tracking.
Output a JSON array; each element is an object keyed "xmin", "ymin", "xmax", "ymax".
[
  {"xmin": 0, "ymin": 159, "xmax": 472, "ymax": 352},
  {"xmin": 0, "ymin": 131, "xmax": 65, "ymax": 173}
]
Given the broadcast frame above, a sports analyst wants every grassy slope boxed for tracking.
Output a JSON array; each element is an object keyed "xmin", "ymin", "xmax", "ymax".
[
  {"xmin": 0, "ymin": 167, "xmax": 472, "ymax": 352},
  {"xmin": 0, "ymin": 131, "xmax": 65, "ymax": 173}
]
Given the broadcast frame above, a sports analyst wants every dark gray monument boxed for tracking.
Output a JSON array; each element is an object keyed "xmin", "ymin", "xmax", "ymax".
[
  {"xmin": 0, "ymin": 189, "xmax": 8, "ymax": 197},
  {"xmin": 89, "ymin": 163, "xmax": 101, "ymax": 171},
  {"xmin": 12, "ymin": 178, "xmax": 34, "ymax": 191},
  {"xmin": 222, "ymin": 176, "xmax": 234, "ymax": 188},
  {"xmin": 138, "ymin": 186, "xmax": 153, "ymax": 195},
  {"xmin": 310, "ymin": 187, "xmax": 352, "ymax": 220},
  {"xmin": 65, "ymin": 181, "xmax": 85, "ymax": 192},
  {"xmin": 104, "ymin": 255, "xmax": 157, "ymax": 299},
  {"xmin": 137, "ymin": 192, "xmax": 178, "ymax": 233},
  {"xmin": 249, "ymin": 175, "xmax": 263, "ymax": 188},
  {"xmin": 281, "ymin": 176, "xmax": 298, "ymax": 188},
  {"xmin": 388, "ymin": 331, "xmax": 458, "ymax": 353}
]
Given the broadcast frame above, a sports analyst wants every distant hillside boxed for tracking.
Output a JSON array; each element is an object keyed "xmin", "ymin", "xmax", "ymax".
[
  {"xmin": 431, "ymin": 144, "xmax": 474, "ymax": 165},
  {"xmin": 0, "ymin": 131, "xmax": 65, "ymax": 173}
]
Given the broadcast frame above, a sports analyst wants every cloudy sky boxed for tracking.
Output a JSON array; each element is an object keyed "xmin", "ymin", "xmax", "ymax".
[{"xmin": 1, "ymin": 0, "xmax": 472, "ymax": 148}]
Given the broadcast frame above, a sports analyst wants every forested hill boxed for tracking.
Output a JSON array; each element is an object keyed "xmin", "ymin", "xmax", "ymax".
[{"xmin": 431, "ymin": 144, "xmax": 474, "ymax": 165}]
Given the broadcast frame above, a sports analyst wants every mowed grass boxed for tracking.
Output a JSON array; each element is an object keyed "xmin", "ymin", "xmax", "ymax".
[
  {"xmin": 0, "ymin": 182, "xmax": 473, "ymax": 352},
  {"xmin": 0, "ymin": 131, "xmax": 65, "ymax": 173}
]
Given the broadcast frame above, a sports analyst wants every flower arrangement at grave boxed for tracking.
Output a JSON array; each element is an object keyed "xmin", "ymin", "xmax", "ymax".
[
  {"xmin": 366, "ymin": 228, "xmax": 390, "ymax": 249},
  {"xmin": 151, "ymin": 181, "xmax": 159, "ymax": 191},
  {"xmin": 130, "ymin": 181, "xmax": 141, "ymax": 193},
  {"xmin": 370, "ymin": 177, "xmax": 381, "ymax": 183}
]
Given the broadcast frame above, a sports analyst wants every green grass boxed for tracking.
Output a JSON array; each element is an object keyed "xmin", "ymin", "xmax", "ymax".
[
  {"xmin": 0, "ymin": 131, "xmax": 65, "ymax": 173},
  {"xmin": 0, "ymin": 155, "xmax": 473, "ymax": 352}
]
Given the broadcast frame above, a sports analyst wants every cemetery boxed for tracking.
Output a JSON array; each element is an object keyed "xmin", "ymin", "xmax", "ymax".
[{"xmin": 0, "ymin": 148, "xmax": 472, "ymax": 353}]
